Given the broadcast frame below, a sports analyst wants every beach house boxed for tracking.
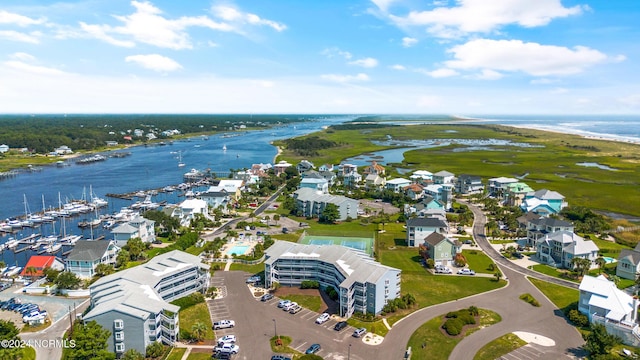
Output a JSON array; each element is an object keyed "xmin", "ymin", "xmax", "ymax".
[
  {"xmin": 616, "ymin": 243, "xmax": 640, "ymax": 280},
  {"xmin": 536, "ymin": 231, "xmax": 599, "ymax": 269},
  {"xmin": 111, "ymin": 216, "xmax": 156, "ymax": 246},
  {"xmin": 418, "ymin": 233, "xmax": 461, "ymax": 266},
  {"xmin": 406, "ymin": 217, "xmax": 448, "ymax": 247},
  {"xmin": 65, "ymin": 240, "xmax": 121, "ymax": 279}
]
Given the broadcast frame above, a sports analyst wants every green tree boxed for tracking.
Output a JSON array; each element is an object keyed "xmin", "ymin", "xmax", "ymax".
[
  {"xmin": 191, "ymin": 322, "xmax": 207, "ymax": 342},
  {"xmin": 0, "ymin": 320, "xmax": 22, "ymax": 359},
  {"xmin": 494, "ymin": 270, "xmax": 503, "ymax": 282},
  {"xmin": 121, "ymin": 349, "xmax": 144, "ymax": 360},
  {"xmin": 25, "ymin": 266, "xmax": 38, "ymax": 281},
  {"xmin": 570, "ymin": 257, "xmax": 592, "ymax": 278},
  {"xmin": 145, "ymin": 342, "xmax": 164, "ymax": 358},
  {"xmin": 273, "ymin": 214, "xmax": 280, "ymax": 225},
  {"xmin": 54, "ymin": 271, "xmax": 81, "ymax": 290},
  {"xmin": 319, "ymin": 203, "xmax": 340, "ymax": 224},
  {"xmin": 64, "ymin": 320, "xmax": 115, "ymax": 360},
  {"xmin": 43, "ymin": 266, "xmax": 62, "ymax": 282},
  {"xmin": 94, "ymin": 263, "xmax": 115, "ymax": 277},
  {"xmin": 116, "ymin": 249, "xmax": 130, "ymax": 268},
  {"xmin": 125, "ymin": 237, "xmax": 146, "ymax": 261},
  {"xmin": 595, "ymin": 257, "xmax": 606, "ymax": 274},
  {"xmin": 583, "ymin": 323, "xmax": 621, "ymax": 356},
  {"xmin": 264, "ymin": 215, "xmax": 270, "ymax": 226}
]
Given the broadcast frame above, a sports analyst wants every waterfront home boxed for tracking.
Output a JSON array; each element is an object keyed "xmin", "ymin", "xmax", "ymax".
[
  {"xmin": 0, "ymin": 144, "xmax": 8, "ymax": 153},
  {"xmin": 20, "ymin": 255, "xmax": 64, "ymax": 278},
  {"xmin": 525, "ymin": 216, "xmax": 574, "ymax": 248},
  {"xmin": 301, "ymin": 169, "xmax": 336, "ymax": 186},
  {"xmin": 338, "ymin": 163, "xmax": 358, "ymax": 177},
  {"xmin": 146, "ymin": 133, "xmax": 157, "ymax": 140},
  {"xmin": 208, "ymin": 179, "xmax": 244, "ymax": 201},
  {"xmin": 616, "ymin": 243, "xmax": 640, "ymax": 280},
  {"xmin": 406, "ymin": 217, "xmax": 448, "ymax": 247},
  {"xmin": 293, "ymin": 188, "xmax": 358, "ymax": 221},
  {"xmin": 111, "ymin": 216, "xmax": 156, "ymax": 246},
  {"xmin": 170, "ymin": 198, "xmax": 210, "ymax": 227},
  {"xmin": 365, "ymin": 174, "xmax": 386, "ymax": 189},
  {"xmin": 403, "ymin": 183, "xmax": 424, "ymax": 200},
  {"xmin": 363, "ymin": 160, "xmax": 385, "ymax": 176},
  {"xmin": 385, "ymin": 178, "xmax": 412, "ymax": 193},
  {"xmin": 199, "ymin": 189, "xmax": 230, "ymax": 212},
  {"xmin": 432, "ymin": 170, "xmax": 455, "ymax": 185},
  {"xmin": 264, "ymin": 241, "xmax": 401, "ymax": 318},
  {"xmin": 422, "ymin": 184, "xmax": 454, "ymax": 210},
  {"xmin": 65, "ymin": 240, "xmax": 120, "ymax": 279},
  {"xmin": 84, "ymin": 250, "xmax": 209, "ymax": 356},
  {"xmin": 299, "ymin": 177, "xmax": 329, "ymax": 194},
  {"xmin": 504, "ymin": 182, "xmax": 534, "ymax": 206},
  {"xmin": 404, "ymin": 196, "xmax": 445, "ymax": 218},
  {"xmin": 536, "ymin": 231, "xmax": 599, "ymax": 269},
  {"xmin": 54, "ymin": 145, "xmax": 73, "ymax": 155},
  {"xmin": 579, "ymin": 275, "xmax": 640, "ymax": 347},
  {"xmin": 319, "ymin": 164, "xmax": 334, "ymax": 172},
  {"xmin": 410, "ymin": 170, "xmax": 432, "ymax": 182},
  {"xmin": 233, "ymin": 163, "xmax": 272, "ymax": 184},
  {"xmin": 296, "ymin": 159, "xmax": 315, "ymax": 173},
  {"xmin": 273, "ymin": 160, "xmax": 293, "ymax": 176},
  {"xmin": 105, "ymin": 141, "xmax": 118, "ymax": 146},
  {"xmin": 455, "ymin": 174, "xmax": 484, "ymax": 194},
  {"xmin": 522, "ymin": 189, "xmax": 568, "ymax": 214},
  {"xmin": 488, "ymin": 177, "xmax": 520, "ymax": 198},
  {"xmin": 419, "ymin": 233, "xmax": 461, "ymax": 266}
]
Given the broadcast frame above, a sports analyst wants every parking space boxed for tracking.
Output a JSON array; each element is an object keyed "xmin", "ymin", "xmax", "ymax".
[
  {"xmin": 500, "ymin": 344, "xmax": 547, "ymax": 359},
  {"xmin": 0, "ymin": 284, "xmax": 86, "ymax": 324}
]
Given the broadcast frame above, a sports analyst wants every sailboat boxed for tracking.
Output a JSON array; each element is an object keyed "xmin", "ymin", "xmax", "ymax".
[
  {"xmin": 177, "ymin": 151, "xmax": 185, "ymax": 168},
  {"xmin": 223, "ymin": 144, "xmax": 227, "ymax": 151},
  {"xmin": 41, "ymin": 195, "xmax": 55, "ymax": 222},
  {"xmin": 21, "ymin": 195, "xmax": 35, "ymax": 227},
  {"xmin": 90, "ymin": 185, "xmax": 108, "ymax": 208}
]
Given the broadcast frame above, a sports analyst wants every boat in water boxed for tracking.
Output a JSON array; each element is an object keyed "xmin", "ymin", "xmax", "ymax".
[
  {"xmin": 3, "ymin": 266, "xmax": 22, "ymax": 277},
  {"xmin": 5, "ymin": 238, "xmax": 19, "ymax": 248}
]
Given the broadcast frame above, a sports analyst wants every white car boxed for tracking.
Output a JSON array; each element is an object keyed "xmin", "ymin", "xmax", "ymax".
[
  {"xmin": 283, "ymin": 302, "xmax": 297, "ymax": 311},
  {"xmin": 217, "ymin": 335, "xmax": 237, "ymax": 344},
  {"xmin": 23, "ymin": 311, "xmax": 46, "ymax": 323},
  {"xmin": 213, "ymin": 320, "xmax": 235, "ymax": 330},
  {"xmin": 457, "ymin": 268, "xmax": 476, "ymax": 275},
  {"xmin": 277, "ymin": 300, "xmax": 291, "ymax": 308},
  {"xmin": 315, "ymin": 313, "xmax": 330, "ymax": 324},
  {"xmin": 214, "ymin": 343, "xmax": 239, "ymax": 354}
]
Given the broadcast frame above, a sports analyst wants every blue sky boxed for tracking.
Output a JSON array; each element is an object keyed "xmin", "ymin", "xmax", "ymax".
[{"xmin": 0, "ymin": 0, "xmax": 638, "ymax": 114}]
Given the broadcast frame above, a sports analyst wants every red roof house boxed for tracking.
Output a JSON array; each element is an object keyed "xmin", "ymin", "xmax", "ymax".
[{"xmin": 20, "ymin": 256, "xmax": 65, "ymax": 278}]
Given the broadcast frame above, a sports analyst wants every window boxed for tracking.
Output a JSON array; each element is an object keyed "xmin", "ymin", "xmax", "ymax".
[
  {"xmin": 115, "ymin": 343, "xmax": 125, "ymax": 353},
  {"xmin": 114, "ymin": 319, "xmax": 124, "ymax": 330},
  {"xmin": 115, "ymin": 331, "xmax": 124, "ymax": 341}
]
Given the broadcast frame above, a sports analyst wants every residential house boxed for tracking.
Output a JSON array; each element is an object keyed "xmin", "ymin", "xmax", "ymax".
[
  {"xmin": 363, "ymin": 161, "xmax": 385, "ymax": 176},
  {"xmin": 455, "ymin": 174, "xmax": 484, "ymax": 194},
  {"xmin": 111, "ymin": 216, "xmax": 156, "ymax": 247},
  {"xmin": 170, "ymin": 198, "xmax": 210, "ymax": 227},
  {"xmin": 207, "ymin": 179, "xmax": 244, "ymax": 201},
  {"xmin": 432, "ymin": 170, "xmax": 455, "ymax": 185},
  {"xmin": 403, "ymin": 183, "xmax": 424, "ymax": 200},
  {"xmin": 616, "ymin": 243, "xmax": 640, "ymax": 280},
  {"xmin": 54, "ymin": 145, "xmax": 73, "ymax": 155},
  {"xmin": 20, "ymin": 256, "xmax": 64, "ymax": 278},
  {"xmin": 525, "ymin": 217, "xmax": 574, "ymax": 248},
  {"xmin": 293, "ymin": 188, "xmax": 358, "ymax": 221},
  {"xmin": 404, "ymin": 196, "xmax": 445, "ymax": 218},
  {"xmin": 504, "ymin": 182, "xmax": 534, "ymax": 206},
  {"xmin": 296, "ymin": 160, "xmax": 315, "ymax": 173},
  {"xmin": 65, "ymin": 240, "xmax": 120, "ymax": 279},
  {"xmin": 488, "ymin": 177, "xmax": 519, "ymax": 198},
  {"xmin": 199, "ymin": 189, "xmax": 230, "ymax": 212},
  {"xmin": 299, "ymin": 177, "xmax": 329, "ymax": 194},
  {"xmin": 264, "ymin": 241, "xmax": 401, "ymax": 318},
  {"xmin": 338, "ymin": 163, "xmax": 358, "ymax": 177},
  {"xmin": 410, "ymin": 170, "xmax": 432, "ymax": 182},
  {"xmin": 385, "ymin": 178, "xmax": 412, "ymax": 193},
  {"xmin": 419, "ymin": 233, "xmax": 461, "ymax": 266},
  {"xmin": 302, "ymin": 170, "xmax": 337, "ymax": 186},
  {"xmin": 406, "ymin": 217, "xmax": 448, "ymax": 247},
  {"xmin": 318, "ymin": 164, "xmax": 334, "ymax": 172},
  {"xmin": 365, "ymin": 174, "xmax": 386, "ymax": 190},
  {"xmin": 105, "ymin": 141, "xmax": 119, "ymax": 147},
  {"xmin": 0, "ymin": 144, "xmax": 9, "ymax": 153},
  {"xmin": 273, "ymin": 160, "xmax": 293, "ymax": 176},
  {"xmin": 579, "ymin": 275, "xmax": 640, "ymax": 347},
  {"xmin": 423, "ymin": 184, "xmax": 454, "ymax": 210},
  {"xmin": 343, "ymin": 172, "xmax": 362, "ymax": 188},
  {"xmin": 84, "ymin": 250, "xmax": 209, "ymax": 356},
  {"xmin": 536, "ymin": 231, "xmax": 599, "ymax": 269},
  {"xmin": 522, "ymin": 189, "xmax": 568, "ymax": 214}
]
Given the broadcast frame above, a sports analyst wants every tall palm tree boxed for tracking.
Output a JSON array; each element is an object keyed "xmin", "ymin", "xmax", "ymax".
[
  {"xmin": 594, "ymin": 257, "xmax": 606, "ymax": 274},
  {"xmin": 191, "ymin": 321, "xmax": 207, "ymax": 342},
  {"xmin": 25, "ymin": 266, "xmax": 38, "ymax": 281}
]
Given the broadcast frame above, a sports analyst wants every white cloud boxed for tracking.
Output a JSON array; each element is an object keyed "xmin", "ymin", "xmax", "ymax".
[
  {"xmin": 321, "ymin": 47, "xmax": 352, "ymax": 60},
  {"xmin": 3, "ymin": 60, "xmax": 67, "ymax": 75},
  {"xmin": 379, "ymin": 0, "xmax": 585, "ymax": 38},
  {"xmin": 550, "ymin": 87, "xmax": 568, "ymax": 94},
  {"xmin": 212, "ymin": 5, "xmax": 286, "ymax": 32},
  {"xmin": 416, "ymin": 95, "xmax": 441, "ymax": 107},
  {"xmin": 348, "ymin": 57, "xmax": 379, "ymax": 68},
  {"xmin": 125, "ymin": 54, "xmax": 183, "ymax": 72},
  {"xmin": 0, "ymin": 10, "xmax": 46, "ymax": 27},
  {"xmin": 371, "ymin": 0, "xmax": 398, "ymax": 12},
  {"xmin": 402, "ymin": 37, "xmax": 418, "ymax": 47},
  {"xmin": 474, "ymin": 69, "xmax": 503, "ymax": 80},
  {"xmin": 530, "ymin": 78, "xmax": 558, "ymax": 85},
  {"xmin": 80, "ymin": 22, "xmax": 136, "ymax": 47},
  {"xmin": 321, "ymin": 73, "xmax": 370, "ymax": 83},
  {"xmin": 9, "ymin": 52, "xmax": 36, "ymax": 61},
  {"xmin": 418, "ymin": 68, "xmax": 459, "ymax": 78},
  {"xmin": 444, "ymin": 39, "xmax": 610, "ymax": 76},
  {"xmin": 390, "ymin": 64, "xmax": 406, "ymax": 70},
  {"xmin": 0, "ymin": 30, "xmax": 41, "ymax": 44}
]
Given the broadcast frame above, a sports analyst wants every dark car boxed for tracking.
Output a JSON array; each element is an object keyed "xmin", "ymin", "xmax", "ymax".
[
  {"xmin": 270, "ymin": 356, "xmax": 292, "ymax": 360},
  {"xmin": 261, "ymin": 293, "xmax": 274, "ymax": 302},
  {"xmin": 334, "ymin": 321, "xmax": 348, "ymax": 331},
  {"xmin": 213, "ymin": 351, "xmax": 232, "ymax": 359},
  {"xmin": 305, "ymin": 344, "xmax": 321, "ymax": 354}
]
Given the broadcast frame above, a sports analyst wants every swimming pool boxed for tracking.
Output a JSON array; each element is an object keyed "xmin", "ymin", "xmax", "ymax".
[
  {"xmin": 602, "ymin": 256, "xmax": 617, "ymax": 264},
  {"xmin": 228, "ymin": 245, "xmax": 249, "ymax": 256}
]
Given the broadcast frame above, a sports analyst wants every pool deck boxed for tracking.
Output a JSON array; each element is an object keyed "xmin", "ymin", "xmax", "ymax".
[{"xmin": 220, "ymin": 239, "xmax": 258, "ymax": 257}]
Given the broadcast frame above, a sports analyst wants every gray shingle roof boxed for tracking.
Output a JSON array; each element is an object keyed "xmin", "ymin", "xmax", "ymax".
[
  {"xmin": 407, "ymin": 217, "xmax": 448, "ymax": 228},
  {"xmin": 66, "ymin": 240, "xmax": 113, "ymax": 261}
]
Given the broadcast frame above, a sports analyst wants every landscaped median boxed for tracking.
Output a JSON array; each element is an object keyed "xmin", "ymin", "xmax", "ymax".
[{"xmin": 473, "ymin": 333, "xmax": 527, "ymax": 360}]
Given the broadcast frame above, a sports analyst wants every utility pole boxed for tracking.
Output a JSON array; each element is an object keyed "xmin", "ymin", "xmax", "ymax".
[{"xmin": 348, "ymin": 343, "xmax": 352, "ymax": 360}]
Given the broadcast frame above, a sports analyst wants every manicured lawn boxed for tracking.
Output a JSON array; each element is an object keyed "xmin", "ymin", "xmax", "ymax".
[
  {"xmin": 165, "ymin": 348, "xmax": 187, "ymax": 360},
  {"xmin": 346, "ymin": 318, "xmax": 389, "ymax": 337},
  {"xmin": 530, "ymin": 264, "xmax": 578, "ymax": 283},
  {"xmin": 178, "ymin": 302, "xmax": 215, "ymax": 340},
  {"xmin": 187, "ymin": 352, "xmax": 214, "ymax": 360},
  {"xmin": 21, "ymin": 346, "xmax": 36, "ymax": 360},
  {"xmin": 529, "ymin": 278, "xmax": 579, "ymax": 311},
  {"xmin": 474, "ymin": 333, "xmax": 527, "ymax": 360},
  {"xmin": 407, "ymin": 309, "xmax": 501, "ymax": 360},
  {"xmin": 462, "ymin": 249, "xmax": 496, "ymax": 274},
  {"xmin": 229, "ymin": 262, "xmax": 265, "ymax": 274},
  {"xmin": 280, "ymin": 294, "xmax": 322, "ymax": 312},
  {"xmin": 380, "ymin": 247, "xmax": 506, "ymax": 320}
]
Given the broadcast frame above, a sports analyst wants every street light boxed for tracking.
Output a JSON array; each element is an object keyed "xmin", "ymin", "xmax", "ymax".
[
  {"xmin": 348, "ymin": 343, "xmax": 352, "ymax": 360},
  {"xmin": 273, "ymin": 318, "xmax": 277, "ymax": 338}
]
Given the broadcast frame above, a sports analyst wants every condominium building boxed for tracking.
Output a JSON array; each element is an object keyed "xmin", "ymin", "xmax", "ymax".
[
  {"xmin": 264, "ymin": 241, "xmax": 401, "ymax": 318},
  {"xmin": 84, "ymin": 250, "xmax": 209, "ymax": 356},
  {"xmin": 292, "ymin": 188, "xmax": 359, "ymax": 221}
]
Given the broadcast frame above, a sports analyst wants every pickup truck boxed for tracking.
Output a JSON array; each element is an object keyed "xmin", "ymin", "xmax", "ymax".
[{"xmin": 213, "ymin": 320, "xmax": 235, "ymax": 330}]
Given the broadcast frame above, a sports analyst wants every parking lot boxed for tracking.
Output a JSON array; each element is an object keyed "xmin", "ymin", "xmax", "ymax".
[
  {"xmin": 208, "ymin": 271, "xmax": 377, "ymax": 359},
  {"xmin": 0, "ymin": 283, "xmax": 87, "ymax": 324}
]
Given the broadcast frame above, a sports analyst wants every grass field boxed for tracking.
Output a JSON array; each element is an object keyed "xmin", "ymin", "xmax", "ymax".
[
  {"xmin": 178, "ymin": 302, "xmax": 215, "ymax": 340},
  {"xmin": 165, "ymin": 348, "xmax": 187, "ymax": 360},
  {"xmin": 530, "ymin": 264, "xmax": 578, "ymax": 283},
  {"xmin": 229, "ymin": 262, "xmax": 265, "ymax": 274},
  {"xmin": 186, "ymin": 352, "xmax": 214, "ymax": 360},
  {"xmin": 474, "ymin": 333, "xmax": 527, "ymax": 360},
  {"xmin": 462, "ymin": 249, "xmax": 496, "ymax": 274},
  {"xmin": 407, "ymin": 309, "xmax": 501, "ymax": 360},
  {"xmin": 528, "ymin": 278, "xmax": 579, "ymax": 311},
  {"xmin": 346, "ymin": 317, "xmax": 389, "ymax": 337},
  {"xmin": 280, "ymin": 294, "xmax": 322, "ymax": 312}
]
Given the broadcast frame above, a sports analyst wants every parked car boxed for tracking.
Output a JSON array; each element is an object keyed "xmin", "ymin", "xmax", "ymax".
[
  {"xmin": 277, "ymin": 300, "xmax": 291, "ymax": 308},
  {"xmin": 282, "ymin": 227, "xmax": 289, "ymax": 234},
  {"xmin": 305, "ymin": 344, "xmax": 321, "ymax": 354},
  {"xmin": 213, "ymin": 320, "xmax": 235, "ymax": 330},
  {"xmin": 289, "ymin": 305, "xmax": 302, "ymax": 314},
  {"xmin": 261, "ymin": 293, "xmax": 274, "ymax": 302},
  {"xmin": 435, "ymin": 266, "xmax": 452, "ymax": 274},
  {"xmin": 457, "ymin": 268, "xmax": 476, "ymax": 275},
  {"xmin": 270, "ymin": 355, "xmax": 292, "ymax": 360},
  {"xmin": 353, "ymin": 327, "xmax": 367, "ymax": 338},
  {"xmin": 315, "ymin": 313, "xmax": 330, "ymax": 324},
  {"xmin": 334, "ymin": 321, "xmax": 348, "ymax": 331},
  {"xmin": 246, "ymin": 275, "xmax": 261, "ymax": 284},
  {"xmin": 282, "ymin": 302, "xmax": 297, "ymax": 311},
  {"xmin": 23, "ymin": 311, "xmax": 46, "ymax": 323},
  {"xmin": 213, "ymin": 352, "xmax": 232, "ymax": 360},
  {"xmin": 214, "ymin": 343, "xmax": 239, "ymax": 354},
  {"xmin": 217, "ymin": 335, "xmax": 237, "ymax": 344}
]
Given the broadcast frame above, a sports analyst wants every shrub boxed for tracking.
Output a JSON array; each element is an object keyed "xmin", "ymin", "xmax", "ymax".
[
  {"xmin": 519, "ymin": 293, "xmax": 541, "ymax": 307},
  {"xmin": 442, "ymin": 318, "xmax": 464, "ymax": 336},
  {"xmin": 568, "ymin": 309, "xmax": 589, "ymax": 327},
  {"xmin": 301, "ymin": 280, "xmax": 320, "ymax": 289},
  {"xmin": 325, "ymin": 286, "xmax": 339, "ymax": 301}
]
